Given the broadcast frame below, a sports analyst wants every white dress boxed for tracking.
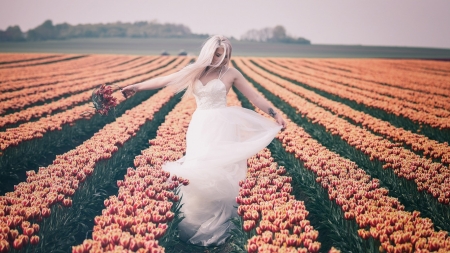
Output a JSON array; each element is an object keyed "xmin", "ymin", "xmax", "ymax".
[{"xmin": 162, "ymin": 73, "xmax": 282, "ymax": 246}]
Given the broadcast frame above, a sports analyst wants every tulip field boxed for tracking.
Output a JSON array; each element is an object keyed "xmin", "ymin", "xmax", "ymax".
[{"xmin": 0, "ymin": 53, "xmax": 449, "ymax": 253}]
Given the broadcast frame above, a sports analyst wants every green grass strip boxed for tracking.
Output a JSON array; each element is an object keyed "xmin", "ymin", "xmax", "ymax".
[
  {"xmin": 23, "ymin": 92, "xmax": 182, "ymax": 253},
  {"xmin": 235, "ymin": 60, "xmax": 450, "ymax": 234},
  {"xmin": 0, "ymin": 89, "xmax": 158, "ymax": 195},
  {"xmin": 252, "ymin": 60, "xmax": 450, "ymax": 144},
  {"xmin": 232, "ymin": 84, "xmax": 369, "ymax": 253}
]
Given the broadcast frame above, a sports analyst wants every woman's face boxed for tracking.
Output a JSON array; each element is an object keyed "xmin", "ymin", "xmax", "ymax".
[{"xmin": 211, "ymin": 47, "xmax": 229, "ymax": 66}]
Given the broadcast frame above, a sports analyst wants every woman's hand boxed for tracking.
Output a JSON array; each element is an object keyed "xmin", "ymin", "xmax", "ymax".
[
  {"xmin": 121, "ymin": 84, "xmax": 137, "ymax": 98},
  {"xmin": 275, "ymin": 114, "xmax": 287, "ymax": 130}
]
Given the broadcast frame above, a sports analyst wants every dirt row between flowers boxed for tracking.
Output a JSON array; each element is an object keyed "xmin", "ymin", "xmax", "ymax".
[
  {"xmin": 0, "ymin": 54, "xmax": 128, "ymax": 86},
  {"xmin": 278, "ymin": 59, "xmax": 450, "ymax": 111},
  {"xmin": 0, "ymin": 57, "xmax": 192, "ymax": 196},
  {"xmin": 0, "ymin": 53, "xmax": 62, "ymax": 65},
  {"xmin": 0, "ymin": 54, "xmax": 89, "ymax": 70},
  {"xmin": 0, "ymin": 56, "xmax": 170, "ymax": 115},
  {"xmin": 233, "ymin": 59, "xmax": 450, "ymax": 253},
  {"xmin": 0, "ymin": 85, "xmax": 182, "ymax": 253},
  {"xmin": 0, "ymin": 56, "xmax": 151, "ymax": 102},
  {"xmin": 0, "ymin": 56, "xmax": 166, "ymax": 129},
  {"xmin": 313, "ymin": 59, "xmax": 450, "ymax": 92},
  {"xmin": 72, "ymin": 89, "xmax": 330, "ymax": 253},
  {"xmin": 250, "ymin": 58, "xmax": 450, "ymax": 147},
  {"xmin": 256, "ymin": 58, "xmax": 450, "ymax": 131},
  {"xmin": 235, "ymin": 58, "xmax": 450, "ymax": 228},
  {"xmin": 239, "ymin": 58, "xmax": 450, "ymax": 166},
  {"xmin": 0, "ymin": 55, "xmax": 134, "ymax": 89},
  {"xmin": 235, "ymin": 58, "xmax": 450, "ymax": 223}
]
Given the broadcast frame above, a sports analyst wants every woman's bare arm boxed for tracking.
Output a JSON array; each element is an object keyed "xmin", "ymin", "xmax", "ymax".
[
  {"xmin": 121, "ymin": 74, "xmax": 174, "ymax": 97},
  {"xmin": 232, "ymin": 69, "xmax": 286, "ymax": 128}
]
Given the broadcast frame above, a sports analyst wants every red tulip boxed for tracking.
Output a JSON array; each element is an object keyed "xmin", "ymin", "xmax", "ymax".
[
  {"xmin": 0, "ymin": 240, "xmax": 9, "ymax": 253},
  {"xmin": 72, "ymin": 245, "xmax": 84, "ymax": 253},
  {"xmin": 23, "ymin": 227, "xmax": 34, "ymax": 237},
  {"xmin": 82, "ymin": 239, "xmax": 93, "ymax": 251},
  {"xmin": 165, "ymin": 211, "xmax": 175, "ymax": 221},
  {"xmin": 119, "ymin": 236, "xmax": 130, "ymax": 248},
  {"xmin": 243, "ymin": 220, "xmax": 256, "ymax": 232},
  {"xmin": 247, "ymin": 243, "xmax": 258, "ymax": 253},
  {"xmin": 308, "ymin": 241, "xmax": 321, "ymax": 253},
  {"xmin": 63, "ymin": 198, "xmax": 72, "ymax": 207},
  {"xmin": 41, "ymin": 207, "xmax": 51, "ymax": 218},
  {"xmin": 110, "ymin": 231, "xmax": 121, "ymax": 245},
  {"xmin": 8, "ymin": 229, "xmax": 18, "ymax": 242},
  {"xmin": 12, "ymin": 238, "xmax": 23, "ymax": 250}
]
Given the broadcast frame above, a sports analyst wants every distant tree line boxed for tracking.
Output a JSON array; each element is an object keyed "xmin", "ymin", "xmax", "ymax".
[
  {"xmin": 0, "ymin": 20, "xmax": 311, "ymax": 45},
  {"xmin": 0, "ymin": 20, "xmax": 209, "ymax": 41},
  {"xmin": 0, "ymin": 25, "xmax": 26, "ymax": 41},
  {"xmin": 241, "ymin": 25, "xmax": 310, "ymax": 44}
]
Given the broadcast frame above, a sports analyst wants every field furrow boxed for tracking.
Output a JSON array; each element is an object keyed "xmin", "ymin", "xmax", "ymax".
[
  {"xmin": 319, "ymin": 59, "xmax": 450, "ymax": 93},
  {"xmin": 233, "ymin": 60, "xmax": 450, "ymax": 252},
  {"xmin": 239, "ymin": 58, "xmax": 450, "ymax": 165},
  {"xmin": 1, "ymin": 53, "xmax": 449, "ymax": 253},
  {"xmin": 281, "ymin": 59, "xmax": 450, "ymax": 111},
  {"xmin": 0, "ymin": 57, "xmax": 191, "ymax": 195},
  {"xmin": 255, "ymin": 58, "xmax": 450, "ymax": 129}
]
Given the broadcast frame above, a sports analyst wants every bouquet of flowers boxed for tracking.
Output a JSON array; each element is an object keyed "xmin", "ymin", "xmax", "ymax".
[{"xmin": 91, "ymin": 83, "xmax": 119, "ymax": 115}]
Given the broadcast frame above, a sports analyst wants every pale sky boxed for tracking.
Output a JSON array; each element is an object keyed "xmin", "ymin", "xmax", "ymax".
[{"xmin": 1, "ymin": 0, "xmax": 449, "ymax": 49}]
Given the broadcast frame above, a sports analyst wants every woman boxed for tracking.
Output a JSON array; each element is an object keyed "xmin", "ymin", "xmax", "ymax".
[{"xmin": 121, "ymin": 35, "xmax": 286, "ymax": 246}]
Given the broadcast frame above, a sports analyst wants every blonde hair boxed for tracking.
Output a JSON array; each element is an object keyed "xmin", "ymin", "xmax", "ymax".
[{"xmin": 166, "ymin": 35, "xmax": 232, "ymax": 98}]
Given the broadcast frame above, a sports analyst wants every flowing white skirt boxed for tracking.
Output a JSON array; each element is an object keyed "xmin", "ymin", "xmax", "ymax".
[{"xmin": 162, "ymin": 106, "xmax": 281, "ymax": 246}]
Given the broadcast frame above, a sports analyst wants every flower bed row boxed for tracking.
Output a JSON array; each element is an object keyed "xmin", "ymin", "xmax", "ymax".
[
  {"xmin": 240, "ymin": 73, "xmax": 450, "ymax": 252},
  {"xmin": 73, "ymin": 87, "xmax": 236, "ymax": 252},
  {"xmin": 238, "ymin": 58, "xmax": 450, "ymax": 165},
  {"xmin": 0, "ymin": 54, "xmax": 84, "ymax": 70},
  {"xmin": 254, "ymin": 58, "xmax": 450, "ymax": 129},
  {"xmin": 72, "ymin": 89, "xmax": 197, "ymax": 253},
  {"xmin": 0, "ymin": 56, "xmax": 191, "ymax": 152},
  {"xmin": 277, "ymin": 59, "xmax": 450, "ymax": 112},
  {"xmin": 0, "ymin": 53, "xmax": 59, "ymax": 65},
  {"xmin": 388, "ymin": 60, "xmax": 450, "ymax": 78},
  {"xmin": 73, "ymin": 88, "xmax": 325, "ymax": 253},
  {"xmin": 228, "ymin": 90, "xmax": 324, "ymax": 252},
  {"xmin": 0, "ymin": 85, "xmax": 178, "ymax": 252},
  {"xmin": 0, "ymin": 56, "xmax": 170, "ymax": 114},
  {"xmin": 0, "ymin": 57, "xmax": 165, "ymax": 129},
  {"xmin": 311, "ymin": 58, "xmax": 450, "ymax": 94},
  {"xmin": 0, "ymin": 54, "xmax": 116, "ymax": 84},
  {"xmin": 235, "ymin": 58, "xmax": 450, "ymax": 206},
  {"xmin": 240, "ymin": 148, "xmax": 324, "ymax": 253},
  {"xmin": 0, "ymin": 55, "xmax": 126, "ymax": 91},
  {"xmin": 0, "ymin": 56, "xmax": 151, "ymax": 102}
]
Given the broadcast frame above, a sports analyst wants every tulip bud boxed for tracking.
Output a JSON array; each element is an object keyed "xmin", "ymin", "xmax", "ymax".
[
  {"xmin": 23, "ymin": 227, "xmax": 34, "ymax": 237},
  {"xmin": 72, "ymin": 245, "xmax": 84, "ymax": 253},
  {"xmin": 1, "ymin": 226, "xmax": 10, "ymax": 235},
  {"xmin": 308, "ymin": 241, "xmax": 321, "ymax": 253},
  {"xmin": 41, "ymin": 207, "xmax": 51, "ymax": 218},
  {"xmin": 165, "ymin": 211, "xmax": 175, "ymax": 221},
  {"xmin": 62, "ymin": 198, "xmax": 72, "ymax": 207},
  {"xmin": 82, "ymin": 239, "xmax": 93, "ymax": 252},
  {"xmin": 243, "ymin": 220, "xmax": 256, "ymax": 232},
  {"xmin": 12, "ymin": 238, "xmax": 23, "ymax": 250},
  {"xmin": 172, "ymin": 195, "xmax": 180, "ymax": 202},
  {"xmin": 110, "ymin": 231, "xmax": 121, "ymax": 245},
  {"xmin": 119, "ymin": 236, "xmax": 130, "ymax": 248},
  {"xmin": 8, "ymin": 229, "xmax": 19, "ymax": 242},
  {"xmin": 248, "ymin": 243, "xmax": 258, "ymax": 253}
]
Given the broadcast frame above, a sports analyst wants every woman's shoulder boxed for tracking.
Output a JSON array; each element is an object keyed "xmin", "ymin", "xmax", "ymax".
[{"xmin": 226, "ymin": 67, "xmax": 242, "ymax": 77}]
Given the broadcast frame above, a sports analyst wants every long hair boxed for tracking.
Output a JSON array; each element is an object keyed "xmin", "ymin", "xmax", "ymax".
[{"xmin": 166, "ymin": 35, "xmax": 232, "ymax": 98}]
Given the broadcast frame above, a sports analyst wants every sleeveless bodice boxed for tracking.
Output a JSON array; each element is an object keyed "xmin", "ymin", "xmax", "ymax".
[{"xmin": 193, "ymin": 79, "xmax": 227, "ymax": 110}]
